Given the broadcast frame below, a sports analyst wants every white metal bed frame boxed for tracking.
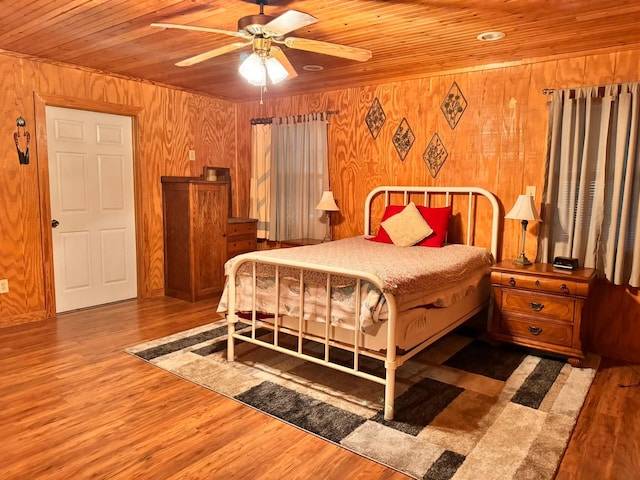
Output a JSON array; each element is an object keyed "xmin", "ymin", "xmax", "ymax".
[{"xmin": 226, "ymin": 186, "xmax": 499, "ymax": 420}]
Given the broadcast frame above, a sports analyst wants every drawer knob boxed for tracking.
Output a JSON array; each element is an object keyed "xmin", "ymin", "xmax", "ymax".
[
  {"xmin": 529, "ymin": 302, "xmax": 544, "ymax": 312},
  {"xmin": 528, "ymin": 326, "xmax": 543, "ymax": 336},
  {"xmin": 509, "ymin": 277, "xmax": 516, "ymax": 286},
  {"xmin": 535, "ymin": 280, "xmax": 540, "ymax": 287},
  {"xmin": 560, "ymin": 284, "xmax": 570, "ymax": 294}
]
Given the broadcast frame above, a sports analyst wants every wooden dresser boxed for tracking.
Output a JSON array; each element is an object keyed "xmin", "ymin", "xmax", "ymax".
[
  {"xmin": 490, "ymin": 260, "xmax": 596, "ymax": 366},
  {"xmin": 161, "ymin": 177, "xmax": 257, "ymax": 302}
]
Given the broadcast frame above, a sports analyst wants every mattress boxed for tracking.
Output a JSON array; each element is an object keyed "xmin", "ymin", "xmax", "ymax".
[{"xmin": 261, "ymin": 274, "xmax": 491, "ymax": 353}]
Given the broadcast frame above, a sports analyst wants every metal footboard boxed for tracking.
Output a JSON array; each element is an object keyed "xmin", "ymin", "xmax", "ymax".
[{"xmin": 226, "ymin": 255, "xmax": 400, "ymax": 420}]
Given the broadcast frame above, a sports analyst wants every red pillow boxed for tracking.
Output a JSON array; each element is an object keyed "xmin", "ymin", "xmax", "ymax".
[{"xmin": 368, "ymin": 204, "xmax": 452, "ymax": 247}]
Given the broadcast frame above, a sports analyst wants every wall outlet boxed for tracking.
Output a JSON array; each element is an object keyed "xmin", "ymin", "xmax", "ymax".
[
  {"xmin": 0, "ymin": 279, "xmax": 8, "ymax": 294},
  {"xmin": 188, "ymin": 149, "xmax": 196, "ymax": 161},
  {"xmin": 525, "ymin": 185, "xmax": 536, "ymax": 197}
]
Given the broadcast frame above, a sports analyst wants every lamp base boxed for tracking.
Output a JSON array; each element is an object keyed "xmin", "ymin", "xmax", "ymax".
[
  {"xmin": 512, "ymin": 254, "xmax": 532, "ymax": 266},
  {"xmin": 321, "ymin": 211, "xmax": 332, "ymax": 242}
]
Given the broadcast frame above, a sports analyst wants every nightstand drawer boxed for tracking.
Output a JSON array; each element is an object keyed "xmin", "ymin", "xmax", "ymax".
[
  {"xmin": 227, "ymin": 222, "xmax": 257, "ymax": 237},
  {"xmin": 500, "ymin": 290, "xmax": 575, "ymax": 322},
  {"xmin": 499, "ymin": 273, "xmax": 577, "ymax": 295},
  {"xmin": 498, "ymin": 315, "xmax": 573, "ymax": 347},
  {"xmin": 227, "ymin": 237, "xmax": 257, "ymax": 257}
]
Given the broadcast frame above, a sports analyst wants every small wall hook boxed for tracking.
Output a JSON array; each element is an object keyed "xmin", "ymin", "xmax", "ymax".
[{"xmin": 14, "ymin": 116, "xmax": 30, "ymax": 165}]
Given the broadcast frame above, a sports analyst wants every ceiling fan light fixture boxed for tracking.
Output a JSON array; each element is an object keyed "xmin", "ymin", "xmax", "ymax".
[
  {"xmin": 239, "ymin": 53, "xmax": 267, "ymax": 86},
  {"xmin": 265, "ymin": 56, "xmax": 289, "ymax": 84},
  {"xmin": 239, "ymin": 52, "xmax": 289, "ymax": 86}
]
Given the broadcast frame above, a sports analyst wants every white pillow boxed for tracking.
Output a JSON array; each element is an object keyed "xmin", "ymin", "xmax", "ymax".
[{"xmin": 380, "ymin": 202, "xmax": 433, "ymax": 247}]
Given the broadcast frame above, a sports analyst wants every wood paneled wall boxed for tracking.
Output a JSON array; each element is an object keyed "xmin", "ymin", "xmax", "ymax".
[
  {"xmin": 1, "ymin": 47, "xmax": 639, "ymax": 362},
  {"xmin": 0, "ymin": 51, "xmax": 237, "ymax": 327},
  {"xmin": 236, "ymin": 49, "xmax": 640, "ymax": 362}
]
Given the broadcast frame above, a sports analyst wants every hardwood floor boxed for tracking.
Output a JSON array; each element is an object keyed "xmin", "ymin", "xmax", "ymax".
[{"xmin": 1, "ymin": 296, "xmax": 638, "ymax": 479}]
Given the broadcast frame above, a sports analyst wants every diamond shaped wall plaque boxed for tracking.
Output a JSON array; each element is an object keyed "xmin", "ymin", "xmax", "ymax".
[
  {"xmin": 365, "ymin": 98, "xmax": 386, "ymax": 139},
  {"xmin": 423, "ymin": 133, "xmax": 448, "ymax": 178},
  {"xmin": 440, "ymin": 81, "xmax": 468, "ymax": 129},
  {"xmin": 392, "ymin": 118, "xmax": 415, "ymax": 161}
]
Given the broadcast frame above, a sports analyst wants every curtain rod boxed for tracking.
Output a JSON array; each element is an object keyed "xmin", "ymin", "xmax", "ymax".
[
  {"xmin": 250, "ymin": 110, "xmax": 340, "ymax": 125},
  {"xmin": 542, "ymin": 83, "xmax": 628, "ymax": 96}
]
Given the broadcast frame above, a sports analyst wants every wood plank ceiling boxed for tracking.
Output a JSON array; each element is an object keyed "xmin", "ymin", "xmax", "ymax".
[{"xmin": 2, "ymin": 0, "xmax": 640, "ymax": 102}]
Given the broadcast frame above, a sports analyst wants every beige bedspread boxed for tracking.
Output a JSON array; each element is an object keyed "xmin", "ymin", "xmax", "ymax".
[{"xmin": 226, "ymin": 236, "xmax": 492, "ymax": 295}]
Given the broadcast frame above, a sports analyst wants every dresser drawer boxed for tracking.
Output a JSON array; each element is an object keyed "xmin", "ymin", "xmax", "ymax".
[
  {"xmin": 498, "ymin": 314, "xmax": 573, "ymax": 347},
  {"xmin": 227, "ymin": 237, "xmax": 257, "ymax": 257},
  {"xmin": 499, "ymin": 273, "xmax": 577, "ymax": 295},
  {"xmin": 500, "ymin": 290, "xmax": 575, "ymax": 323},
  {"xmin": 227, "ymin": 221, "xmax": 257, "ymax": 237}
]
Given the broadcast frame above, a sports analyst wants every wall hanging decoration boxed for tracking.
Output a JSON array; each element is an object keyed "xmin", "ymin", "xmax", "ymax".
[
  {"xmin": 392, "ymin": 117, "xmax": 415, "ymax": 161},
  {"xmin": 440, "ymin": 81, "xmax": 467, "ymax": 129},
  {"xmin": 14, "ymin": 116, "xmax": 30, "ymax": 165},
  {"xmin": 423, "ymin": 133, "xmax": 448, "ymax": 178},
  {"xmin": 365, "ymin": 97, "xmax": 386, "ymax": 139}
]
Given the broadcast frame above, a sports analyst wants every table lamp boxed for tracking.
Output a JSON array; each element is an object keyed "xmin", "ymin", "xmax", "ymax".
[
  {"xmin": 315, "ymin": 191, "xmax": 340, "ymax": 242},
  {"xmin": 505, "ymin": 194, "xmax": 542, "ymax": 265}
]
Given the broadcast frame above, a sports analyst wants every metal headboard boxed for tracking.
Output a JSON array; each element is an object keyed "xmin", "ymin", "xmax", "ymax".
[{"xmin": 364, "ymin": 186, "xmax": 499, "ymax": 260}]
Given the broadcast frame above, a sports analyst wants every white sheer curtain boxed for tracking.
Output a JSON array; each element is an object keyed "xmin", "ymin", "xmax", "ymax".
[
  {"xmin": 250, "ymin": 113, "xmax": 329, "ymax": 241},
  {"xmin": 541, "ymin": 83, "xmax": 640, "ymax": 286}
]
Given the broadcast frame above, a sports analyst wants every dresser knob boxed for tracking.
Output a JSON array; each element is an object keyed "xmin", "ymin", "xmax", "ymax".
[
  {"xmin": 528, "ymin": 326, "xmax": 543, "ymax": 336},
  {"xmin": 560, "ymin": 284, "xmax": 570, "ymax": 294},
  {"xmin": 529, "ymin": 302, "xmax": 544, "ymax": 312},
  {"xmin": 509, "ymin": 277, "xmax": 516, "ymax": 286},
  {"xmin": 535, "ymin": 280, "xmax": 540, "ymax": 287}
]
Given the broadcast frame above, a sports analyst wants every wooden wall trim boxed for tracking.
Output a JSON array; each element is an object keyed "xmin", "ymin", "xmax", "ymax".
[
  {"xmin": 0, "ymin": 310, "xmax": 48, "ymax": 329},
  {"xmin": 33, "ymin": 93, "xmax": 144, "ymax": 318},
  {"xmin": 36, "ymin": 95, "xmax": 143, "ymax": 116}
]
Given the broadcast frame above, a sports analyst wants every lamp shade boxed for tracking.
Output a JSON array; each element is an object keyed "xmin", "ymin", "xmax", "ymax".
[
  {"xmin": 239, "ymin": 53, "xmax": 289, "ymax": 86},
  {"xmin": 315, "ymin": 191, "xmax": 340, "ymax": 211},
  {"xmin": 239, "ymin": 53, "xmax": 266, "ymax": 86},
  {"xmin": 265, "ymin": 56, "xmax": 289, "ymax": 84},
  {"xmin": 505, "ymin": 194, "xmax": 541, "ymax": 222}
]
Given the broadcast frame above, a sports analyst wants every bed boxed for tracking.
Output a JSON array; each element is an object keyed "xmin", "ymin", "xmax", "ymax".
[{"xmin": 219, "ymin": 186, "xmax": 500, "ymax": 420}]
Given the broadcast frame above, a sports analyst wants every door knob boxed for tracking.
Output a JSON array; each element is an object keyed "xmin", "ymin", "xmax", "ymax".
[{"xmin": 51, "ymin": 219, "xmax": 60, "ymax": 228}]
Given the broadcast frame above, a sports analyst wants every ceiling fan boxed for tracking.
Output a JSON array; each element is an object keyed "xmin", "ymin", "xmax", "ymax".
[{"xmin": 151, "ymin": 0, "xmax": 372, "ymax": 86}]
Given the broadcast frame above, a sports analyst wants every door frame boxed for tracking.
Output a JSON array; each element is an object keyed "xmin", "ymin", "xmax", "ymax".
[{"xmin": 34, "ymin": 94, "xmax": 144, "ymax": 318}]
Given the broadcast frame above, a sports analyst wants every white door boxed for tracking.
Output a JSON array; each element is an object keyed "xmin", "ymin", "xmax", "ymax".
[{"xmin": 46, "ymin": 106, "xmax": 137, "ymax": 313}]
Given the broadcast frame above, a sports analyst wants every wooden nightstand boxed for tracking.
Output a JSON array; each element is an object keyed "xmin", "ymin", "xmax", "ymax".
[
  {"xmin": 490, "ymin": 260, "xmax": 596, "ymax": 366},
  {"xmin": 280, "ymin": 238, "xmax": 323, "ymax": 248}
]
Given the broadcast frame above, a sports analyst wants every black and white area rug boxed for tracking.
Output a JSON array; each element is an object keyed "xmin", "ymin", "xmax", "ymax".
[{"xmin": 126, "ymin": 320, "xmax": 598, "ymax": 480}]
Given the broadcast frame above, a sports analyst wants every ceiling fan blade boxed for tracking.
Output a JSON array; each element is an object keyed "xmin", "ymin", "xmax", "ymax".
[
  {"xmin": 263, "ymin": 10, "xmax": 317, "ymax": 37},
  {"xmin": 176, "ymin": 41, "xmax": 251, "ymax": 67},
  {"xmin": 151, "ymin": 22, "xmax": 251, "ymax": 39},
  {"xmin": 283, "ymin": 37, "xmax": 372, "ymax": 62},
  {"xmin": 270, "ymin": 46, "xmax": 298, "ymax": 79}
]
